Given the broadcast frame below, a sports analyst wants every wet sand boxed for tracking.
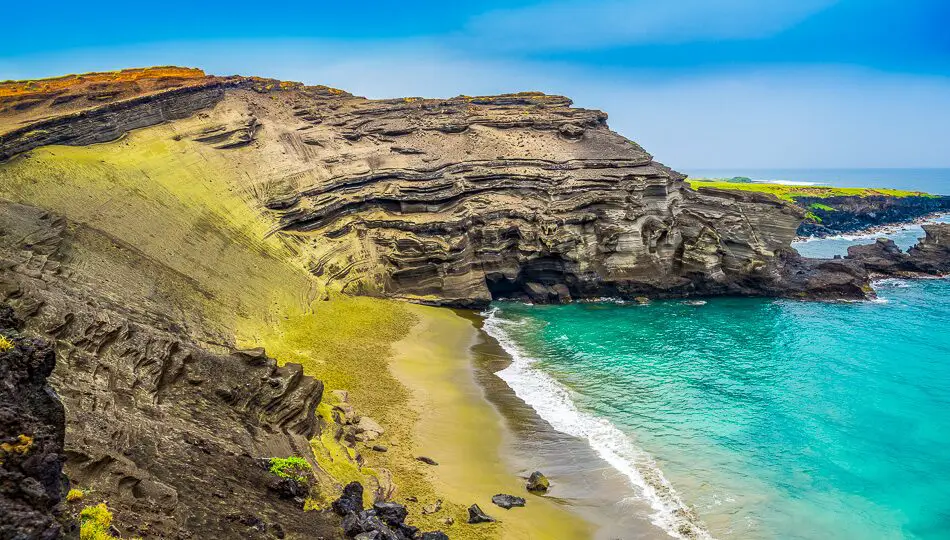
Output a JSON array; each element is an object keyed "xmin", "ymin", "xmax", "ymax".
[{"xmin": 391, "ymin": 304, "xmax": 669, "ymax": 540}]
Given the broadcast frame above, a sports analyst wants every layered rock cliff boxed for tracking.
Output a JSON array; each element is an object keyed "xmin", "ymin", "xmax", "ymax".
[
  {"xmin": 0, "ymin": 201, "xmax": 339, "ymax": 539},
  {"xmin": 0, "ymin": 67, "xmax": 871, "ymax": 306}
]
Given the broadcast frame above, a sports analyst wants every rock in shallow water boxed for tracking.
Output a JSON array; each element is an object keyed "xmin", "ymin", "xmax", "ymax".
[{"xmin": 526, "ymin": 471, "xmax": 550, "ymax": 492}]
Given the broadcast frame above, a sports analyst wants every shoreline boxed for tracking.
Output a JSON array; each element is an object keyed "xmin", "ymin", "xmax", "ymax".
[
  {"xmin": 387, "ymin": 304, "xmax": 592, "ymax": 539},
  {"xmin": 388, "ymin": 304, "xmax": 669, "ymax": 539},
  {"xmin": 794, "ymin": 211, "xmax": 950, "ymax": 243}
]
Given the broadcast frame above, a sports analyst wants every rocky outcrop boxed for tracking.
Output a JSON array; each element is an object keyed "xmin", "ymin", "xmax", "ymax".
[
  {"xmin": 332, "ymin": 481, "xmax": 447, "ymax": 539},
  {"xmin": 0, "ymin": 306, "xmax": 67, "ymax": 540},
  {"xmin": 0, "ymin": 201, "xmax": 337, "ymax": 539},
  {"xmin": 847, "ymin": 223, "xmax": 950, "ymax": 276},
  {"xmin": 0, "ymin": 67, "xmax": 876, "ymax": 305},
  {"xmin": 796, "ymin": 195, "xmax": 950, "ymax": 237}
]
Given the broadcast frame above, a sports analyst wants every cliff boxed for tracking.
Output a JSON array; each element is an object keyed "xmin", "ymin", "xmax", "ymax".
[
  {"xmin": 0, "ymin": 67, "xmax": 872, "ymax": 306},
  {"xmin": 687, "ymin": 180, "xmax": 950, "ymax": 237}
]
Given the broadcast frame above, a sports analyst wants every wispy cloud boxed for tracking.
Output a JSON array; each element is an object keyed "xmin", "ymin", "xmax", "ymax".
[{"xmin": 465, "ymin": 0, "xmax": 839, "ymax": 51}]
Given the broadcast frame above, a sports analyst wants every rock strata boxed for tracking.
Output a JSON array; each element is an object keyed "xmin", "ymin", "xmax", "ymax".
[
  {"xmin": 0, "ymin": 201, "xmax": 337, "ymax": 539},
  {"xmin": 0, "ymin": 67, "xmax": 875, "ymax": 306}
]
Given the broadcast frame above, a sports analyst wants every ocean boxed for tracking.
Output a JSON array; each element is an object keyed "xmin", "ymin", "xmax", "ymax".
[
  {"xmin": 483, "ymin": 210, "xmax": 950, "ymax": 539},
  {"xmin": 682, "ymin": 168, "xmax": 950, "ymax": 195}
]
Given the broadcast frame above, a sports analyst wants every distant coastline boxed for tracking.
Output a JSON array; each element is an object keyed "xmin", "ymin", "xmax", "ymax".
[{"xmin": 683, "ymin": 168, "xmax": 950, "ymax": 195}]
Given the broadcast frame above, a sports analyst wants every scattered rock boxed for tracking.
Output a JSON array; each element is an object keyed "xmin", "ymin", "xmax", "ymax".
[
  {"xmin": 355, "ymin": 416, "xmax": 384, "ymax": 441},
  {"xmin": 333, "ymin": 481, "xmax": 364, "ymax": 516},
  {"xmin": 421, "ymin": 499, "xmax": 442, "ymax": 515},
  {"xmin": 373, "ymin": 501, "xmax": 409, "ymax": 527},
  {"xmin": 416, "ymin": 456, "xmax": 439, "ymax": 466},
  {"xmin": 333, "ymin": 402, "xmax": 360, "ymax": 425},
  {"xmin": 371, "ymin": 444, "xmax": 388, "ymax": 452},
  {"xmin": 491, "ymin": 494, "xmax": 526, "ymax": 509},
  {"xmin": 526, "ymin": 471, "xmax": 550, "ymax": 492},
  {"xmin": 467, "ymin": 504, "xmax": 495, "ymax": 524},
  {"xmin": 331, "ymin": 389, "xmax": 350, "ymax": 403},
  {"xmin": 405, "ymin": 496, "xmax": 418, "ymax": 502},
  {"xmin": 421, "ymin": 532, "xmax": 450, "ymax": 540},
  {"xmin": 442, "ymin": 517, "xmax": 454, "ymax": 526}
]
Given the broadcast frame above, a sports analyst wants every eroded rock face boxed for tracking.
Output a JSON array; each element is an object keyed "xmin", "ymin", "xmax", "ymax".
[
  {"xmin": 0, "ymin": 306, "xmax": 67, "ymax": 540},
  {"xmin": 0, "ymin": 67, "xmax": 873, "ymax": 308},
  {"xmin": 847, "ymin": 223, "xmax": 950, "ymax": 276},
  {"xmin": 255, "ymin": 89, "xmax": 869, "ymax": 305},
  {"xmin": 0, "ymin": 202, "xmax": 337, "ymax": 539}
]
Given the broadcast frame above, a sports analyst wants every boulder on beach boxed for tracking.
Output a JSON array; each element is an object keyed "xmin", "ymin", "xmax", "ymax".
[
  {"xmin": 467, "ymin": 504, "xmax": 495, "ymax": 524},
  {"xmin": 491, "ymin": 493, "xmax": 526, "ymax": 509},
  {"xmin": 526, "ymin": 471, "xmax": 550, "ymax": 492}
]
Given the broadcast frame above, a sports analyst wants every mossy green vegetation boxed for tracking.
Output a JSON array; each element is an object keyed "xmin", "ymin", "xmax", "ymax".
[
  {"xmin": 687, "ymin": 179, "xmax": 932, "ymax": 202},
  {"xmin": 809, "ymin": 203, "xmax": 836, "ymax": 211},
  {"xmin": 66, "ymin": 488, "xmax": 85, "ymax": 503},
  {"xmin": 79, "ymin": 503, "xmax": 117, "ymax": 540},
  {"xmin": 268, "ymin": 456, "xmax": 313, "ymax": 485}
]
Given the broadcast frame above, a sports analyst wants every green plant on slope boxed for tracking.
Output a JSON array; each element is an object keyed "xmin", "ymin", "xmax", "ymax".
[
  {"xmin": 269, "ymin": 456, "xmax": 313, "ymax": 485},
  {"xmin": 80, "ymin": 503, "xmax": 118, "ymax": 540},
  {"xmin": 809, "ymin": 203, "xmax": 835, "ymax": 211}
]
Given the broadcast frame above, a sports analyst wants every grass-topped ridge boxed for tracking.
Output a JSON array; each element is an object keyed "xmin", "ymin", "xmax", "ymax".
[{"xmin": 687, "ymin": 179, "xmax": 932, "ymax": 202}]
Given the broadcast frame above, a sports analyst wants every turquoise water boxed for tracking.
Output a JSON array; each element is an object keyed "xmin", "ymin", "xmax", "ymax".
[{"xmin": 485, "ymin": 280, "xmax": 950, "ymax": 539}]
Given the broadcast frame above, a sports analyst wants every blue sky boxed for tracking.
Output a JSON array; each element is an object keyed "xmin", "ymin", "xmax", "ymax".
[{"xmin": 3, "ymin": 0, "xmax": 949, "ymax": 168}]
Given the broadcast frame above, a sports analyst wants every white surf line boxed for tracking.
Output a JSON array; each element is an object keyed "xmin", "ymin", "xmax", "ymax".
[{"xmin": 482, "ymin": 308, "xmax": 714, "ymax": 540}]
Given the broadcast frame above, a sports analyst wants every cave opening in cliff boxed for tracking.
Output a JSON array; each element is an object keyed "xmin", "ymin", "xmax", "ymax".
[{"xmin": 485, "ymin": 256, "xmax": 575, "ymax": 301}]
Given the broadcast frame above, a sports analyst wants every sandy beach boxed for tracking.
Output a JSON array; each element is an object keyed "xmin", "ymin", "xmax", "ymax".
[{"xmin": 387, "ymin": 304, "xmax": 668, "ymax": 540}]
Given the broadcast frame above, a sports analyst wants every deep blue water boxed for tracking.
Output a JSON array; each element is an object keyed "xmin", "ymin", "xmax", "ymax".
[
  {"xmin": 683, "ymin": 168, "xmax": 950, "ymax": 195},
  {"xmin": 486, "ymin": 279, "xmax": 950, "ymax": 539}
]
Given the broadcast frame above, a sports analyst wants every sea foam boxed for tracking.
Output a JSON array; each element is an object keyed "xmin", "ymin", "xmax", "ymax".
[{"xmin": 482, "ymin": 308, "xmax": 713, "ymax": 540}]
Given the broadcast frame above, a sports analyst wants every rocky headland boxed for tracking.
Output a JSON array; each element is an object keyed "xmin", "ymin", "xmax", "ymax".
[
  {"xmin": 2, "ymin": 66, "xmax": 950, "ymax": 540},
  {"xmin": 688, "ymin": 179, "xmax": 950, "ymax": 238}
]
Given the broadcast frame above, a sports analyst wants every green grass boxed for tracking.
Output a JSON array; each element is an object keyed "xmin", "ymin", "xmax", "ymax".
[{"xmin": 687, "ymin": 179, "xmax": 931, "ymax": 202}]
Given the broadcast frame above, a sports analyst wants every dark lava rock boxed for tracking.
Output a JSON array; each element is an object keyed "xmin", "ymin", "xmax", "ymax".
[
  {"xmin": 491, "ymin": 493, "xmax": 526, "ymax": 509},
  {"xmin": 333, "ymin": 481, "xmax": 365, "ymax": 516},
  {"xmin": 373, "ymin": 501, "xmax": 409, "ymax": 526},
  {"xmin": 416, "ymin": 456, "xmax": 439, "ymax": 465},
  {"xmin": 421, "ymin": 532, "xmax": 450, "ymax": 540},
  {"xmin": 371, "ymin": 444, "xmax": 388, "ymax": 452},
  {"xmin": 0, "ymin": 307, "xmax": 67, "ymax": 540},
  {"xmin": 526, "ymin": 471, "xmax": 550, "ymax": 492},
  {"xmin": 467, "ymin": 504, "xmax": 495, "ymax": 524},
  {"xmin": 267, "ymin": 476, "xmax": 308, "ymax": 506}
]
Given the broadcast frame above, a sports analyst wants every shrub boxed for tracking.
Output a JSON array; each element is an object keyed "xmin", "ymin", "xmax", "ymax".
[
  {"xmin": 0, "ymin": 335, "xmax": 13, "ymax": 351},
  {"xmin": 66, "ymin": 489, "xmax": 84, "ymax": 502},
  {"xmin": 80, "ymin": 503, "xmax": 117, "ymax": 540},
  {"xmin": 269, "ymin": 456, "xmax": 313, "ymax": 485}
]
